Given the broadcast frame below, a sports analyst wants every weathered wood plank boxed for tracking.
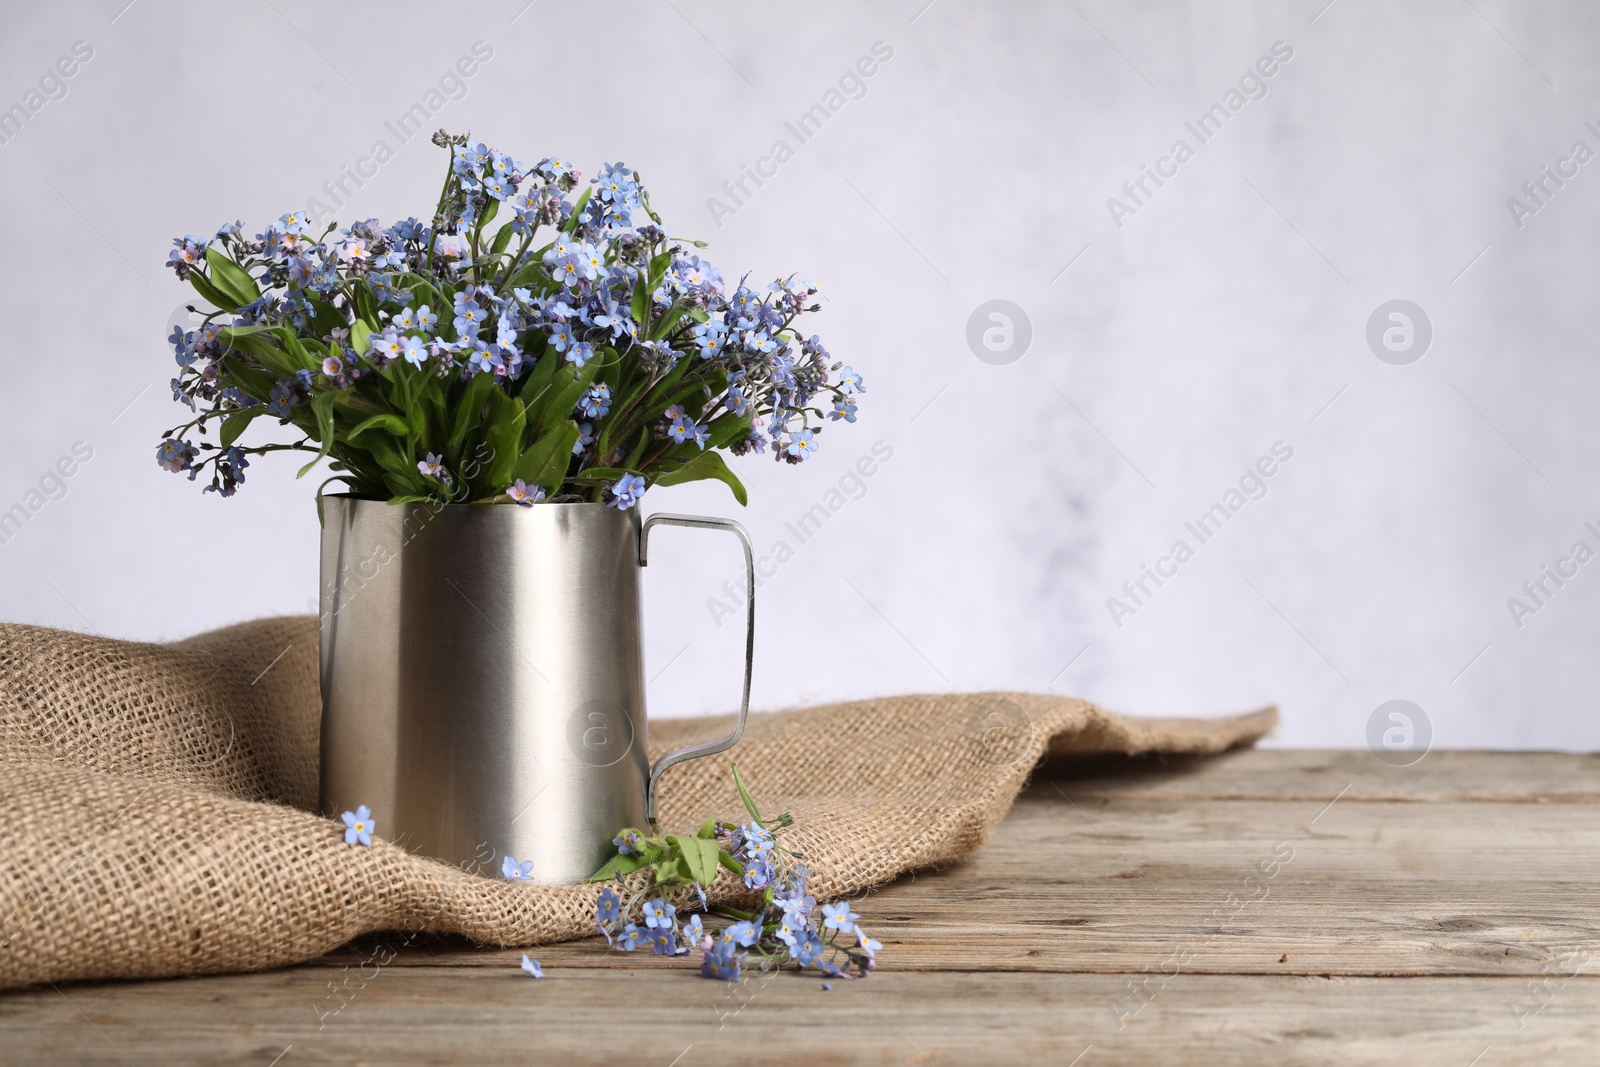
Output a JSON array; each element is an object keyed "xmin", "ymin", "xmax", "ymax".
[
  {"xmin": 5, "ymin": 971, "xmax": 1597, "ymax": 1066},
  {"xmin": 7, "ymin": 751, "xmax": 1599, "ymax": 1064},
  {"xmin": 1044, "ymin": 748, "xmax": 1600, "ymax": 803},
  {"xmin": 302, "ymin": 789, "xmax": 1600, "ymax": 977}
]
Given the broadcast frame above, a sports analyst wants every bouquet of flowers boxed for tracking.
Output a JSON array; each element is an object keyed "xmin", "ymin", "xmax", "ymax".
[{"xmin": 159, "ymin": 130, "xmax": 864, "ymax": 509}]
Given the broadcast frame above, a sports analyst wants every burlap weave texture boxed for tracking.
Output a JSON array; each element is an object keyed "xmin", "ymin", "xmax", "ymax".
[{"xmin": 0, "ymin": 616, "xmax": 1273, "ymax": 990}]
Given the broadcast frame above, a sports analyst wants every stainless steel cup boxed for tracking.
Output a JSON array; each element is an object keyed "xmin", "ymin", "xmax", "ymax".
[{"xmin": 317, "ymin": 496, "xmax": 754, "ymax": 884}]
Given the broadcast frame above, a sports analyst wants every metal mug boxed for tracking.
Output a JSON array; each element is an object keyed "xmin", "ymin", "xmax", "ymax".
[{"xmin": 317, "ymin": 496, "xmax": 754, "ymax": 884}]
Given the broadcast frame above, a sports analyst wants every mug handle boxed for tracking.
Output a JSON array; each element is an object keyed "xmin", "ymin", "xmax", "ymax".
[{"xmin": 638, "ymin": 512, "xmax": 755, "ymax": 826}]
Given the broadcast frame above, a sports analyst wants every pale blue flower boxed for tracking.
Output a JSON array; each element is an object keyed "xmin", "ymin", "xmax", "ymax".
[
  {"xmin": 742, "ymin": 858, "xmax": 772, "ymax": 890},
  {"xmin": 541, "ymin": 233, "xmax": 581, "ymax": 264},
  {"xmin": 507, "ymin": 479, "xmax": 545, "ymax": 506},
  {"xmin": 267, "ymin": 384, "xmax": 296, "ymax": 418},
  {"xmin": 786, "ymin": 429, "xmax": 819, "ymax": 460},
  {"xmin": 520, "ymin": 955, "xmax": 544, "ymax": 978},
  {"xmin": 838, "ymin": 366, "xmax": 865, "ymax": 394},
  {"xmin": 821, "ymin": 901, "xmax": 859, "ymax": 934},
  {"xmin": 453, "ymin": 294, "xmax": 486, "ymax": 337},
  {"xmin": 792, "ymin": 931, "xmax": 827, "ymax": 967},
  {"xmin": 608, "ymin": 473, "xmax": 645, "ymax": 511},
  {"xmin": 722, "ymin": 920, "xmax": 761, "ymax": 948},
  {"xmin": 402, "ymin": 335, "xmax": 429, "ymax": 367},
  {"xmin": 642, "ymin": 898, "xmax": 676, "ymax": 930},
  {"xmin": 371, "ymin": 330, "xmax": 405, "ymax": 364},
  {"xmin": 502, "ymin": 855, "xmax": 535, "ymax": 880},
  {"xmin": 597, "ymin": 887, "xmax": 622, "ymax": 924},
  {"xmin": 341, "ymin": 805, "xmax": 375, "ymax": 846},
  {"xmin": 418, "ymin": 453, "xmax": 447, "ymax": 480},
  {"xmin": 466, "ymin": 342, "xmax": 503, "ymax": 377},
  {"xmin": 156, "ymin": 438, "xmax": 197, "ymax": 475},
  {"xmin": 578, "ymin": 382, "xmax": 612, "ymax": 418},
  {"xmin": 702, "ymin": 943, "xmax": 741, "ymax": 981},
  {"xmin": 550, "ymin": 253, "xmax": 584, "ymax": 287}
]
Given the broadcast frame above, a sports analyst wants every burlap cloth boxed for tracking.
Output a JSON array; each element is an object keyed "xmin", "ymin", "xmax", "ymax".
[{"xmin": 0, "ymin": 616, "xmax": 1273, "ymax": 991}]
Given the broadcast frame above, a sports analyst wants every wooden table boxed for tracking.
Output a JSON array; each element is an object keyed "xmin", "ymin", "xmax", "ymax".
[{"xmin": 7, "ymin": 749, "xmax": 1598, "ymax": 1065}]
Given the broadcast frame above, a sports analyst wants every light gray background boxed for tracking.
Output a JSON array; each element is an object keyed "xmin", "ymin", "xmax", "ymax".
[{"xmin": 2, "ymin": 0, "xmax": 1596, "ymax": 749}]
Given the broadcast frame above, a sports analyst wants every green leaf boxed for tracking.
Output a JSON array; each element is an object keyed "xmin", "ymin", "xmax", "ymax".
[
  {"xmin": 186, "ymin": 271, "xmax": 236, "ymax": 313},
  {"xmin": 314, "ymin": 475, "xmax": 359, "ymax": 526},
  {"xmin": 354, "ymin": 284, "xmax": 380, "ymax": 328},
  {"xmin": 667, "ymin": 835, "xmax": 715, "ymax": 886},
  {"xmin": 533, "ymin": 357, "xmax": 602, "ymax": 436},
  {"xmin": 350, "ymin": 319, "xmax": 373, "ymax": 357},
  {"xmin": 204, "ymin": 247, "xmax": 259, "ymax": 308},
  {"xmin": 218, "ymin": 362, "xmax": 276, "ymax": 399},
  {"xmin": 273, "ymin": 328, "xmax": 317, "ymax": 371},
  {"xmin": 347, "ymin": 413, "xmax": 411, "ymax": 439},
  {"xmin": 716, "ymin": 849, "xmax": 746, "ymax": 878},
  {"xmin": 405, "ymin": 381, "xmax": 429, "ymax": 441},
  {"xmin": 649, "ymin": 304, "xmax": 692, "ymax": 341},
  {"xmin": 641, "ymin": 350, "xmax": 695, "ymax": 413},
  {"xmin": 653, "ymin": 450, "xmax": 748, "ymax": 506},
  {"xmin": 215, "ymin": 327, "xmax": 297, "ymax": 375},
  {"xmin": 707, "ymin": 413, "xmax": 753, "ymax": 452},
  {"xmin": 623, "ymin": 428, "xmax": 652, "ymax": 471},
  {"xmin": 695, "ymin": 837, "xmax": 723, "ymax": 884},
  {"xmin": 515, "ymin": 346, "xmax": 560, "ymax": 403},
  {"xmin": 214, "ymin": 323, "xmax": 274, "ymax": 339},
  {"xmin": 477, "ymin": 197, "xmax": 499, "ymax": 232},
  {"xmin": 697, "ymin": 819, "xmax": 719, "ymax": 840},
  {"xmin": 306, "ymin": 297, "xmax": 346, "ymax": 341},
  {"xmin": 647, "ymin": 250, "xmax": 670, "ymax": 295},
  {"xmin": 510, "ymin": 421, "xmax": 580, "ymax": 495},
  {"xmin": 489, "ymin": 222, "xmax": 515, "ymax": 258},
  {"xmin": 506, "ymin": 260, "xmax": 548, "ymax": 291},
  {"xmin": 363, "ymin": 433, "xmax": 416, "ymax": 479},
  {"xmin": 732, "ymin": 764, "xmax": 765, "ymax": 826},
  {"xmin": 570, "ymin": 466, "xmax": 635, "ymax": 485},
  {"xmin": 669, "ymin": 837, "xmax": 700, "ymax": 884},
  {"xmin": 298, "ymin": 392, "xmax": 339, "ymax": 478},
  {"xmin": 448, "ymin": 372, "xmax": 497, "ymax": 452},
  {"xmin": 218, "ymin": 408, "xmax": 264, "ymax": 448},
  {"xmin": 631, "ymin": 276, "xmax": 648, "ymax": 328},
  {"xmin": 382, "ymin": 472, "xmax": 414, "ymax": 498},
  {"xmin": 481, "ymin": 391, "xmax": 527, "ymax": 491},
  {"xmin": 586, "ymin": 852, "xmax": 651, "ymax": 882}
]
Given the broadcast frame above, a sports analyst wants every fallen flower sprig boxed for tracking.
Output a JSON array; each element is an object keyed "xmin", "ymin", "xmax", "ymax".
[{"xmin": 588, "ymin": 766, "xmax": 881, "ymax": 982}]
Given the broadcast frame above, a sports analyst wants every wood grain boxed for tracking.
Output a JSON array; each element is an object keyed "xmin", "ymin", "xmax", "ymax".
[{"xmin": 5, "ymin": 749, "xmax": 1598, "ymax": 1066}]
